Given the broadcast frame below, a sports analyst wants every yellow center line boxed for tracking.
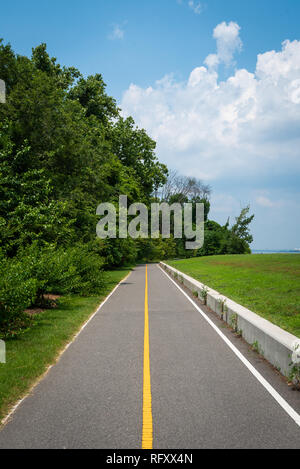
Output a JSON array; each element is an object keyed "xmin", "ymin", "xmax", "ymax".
[{"xmin": 142, "ymin": 265, "xmax": 153, "ymax": 449}]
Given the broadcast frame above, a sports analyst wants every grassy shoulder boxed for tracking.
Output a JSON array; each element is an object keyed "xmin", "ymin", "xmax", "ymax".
[
  {"xmin": 167, "ymin": 254, "xmax": 300, "ymax": 338},
  {"xmin": 0, "ymin": 267, "xmax": 131, "ymax": 422}
]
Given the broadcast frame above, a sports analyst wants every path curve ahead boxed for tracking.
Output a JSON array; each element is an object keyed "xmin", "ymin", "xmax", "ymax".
[{"xmin": 0, "ymin": 264, "xmax": 299, "ymax": 449}]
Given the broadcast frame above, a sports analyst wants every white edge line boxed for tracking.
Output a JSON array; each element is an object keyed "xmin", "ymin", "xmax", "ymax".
[
  {"xmin": 158, "ymin": 265, "xmax": 300, "ymax": 428},
  {"xmin": 1, "ymin": 270, "xmax": 132, "ymax": 428}
]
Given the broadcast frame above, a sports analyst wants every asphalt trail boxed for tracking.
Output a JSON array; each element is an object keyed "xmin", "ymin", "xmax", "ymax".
[{"xmin": 0, "ymin": 264, "xmax": 299, "ymax": 449}]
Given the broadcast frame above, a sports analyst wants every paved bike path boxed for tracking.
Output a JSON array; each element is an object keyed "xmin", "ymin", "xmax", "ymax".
[{"xmin": 0, "ymin": 264, "xmax": 299, "ymax": 449}]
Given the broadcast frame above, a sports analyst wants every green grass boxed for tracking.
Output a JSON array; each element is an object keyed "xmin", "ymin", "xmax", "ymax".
[
  {"xmin": 0, "ymin": 267, "xmax": 131, "ymax": 422},
  {"xmin": 167, "ymin": 254, "xmax": 300, "ymax": 338}
]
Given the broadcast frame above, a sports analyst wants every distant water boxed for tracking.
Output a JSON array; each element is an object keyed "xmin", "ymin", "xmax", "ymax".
[{"xmin": 252, "ymin": 249, "xmax": 300, "ymax": 254}]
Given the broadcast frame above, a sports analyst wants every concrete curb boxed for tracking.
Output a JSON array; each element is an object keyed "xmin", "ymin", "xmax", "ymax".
[{"xmin": 160, "ymin": 262, "xmax": 298, "ymax": 377}]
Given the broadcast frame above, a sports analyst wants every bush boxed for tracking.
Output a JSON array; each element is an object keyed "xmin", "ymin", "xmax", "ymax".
[
  {"xmin": 63, "ymin": 245, "xmax": 105, "ymax": 295},
  {"xmin": 18, "ymin": 243, "xmax": 78, "ymax": 301},
  {"xmin": 98, "ymin": 238, "xmax": 138, "ymax": 268},
  {"xmin": 0, "ymin": 253, "xmax": 38, "ymax": 334},
  {"xmin": 18, "ymin": 242, "xmax": 105, "ymax": 300},
  {"xmin": 0, "ymin": 242, "xmax": 105, "ymax": 337}
]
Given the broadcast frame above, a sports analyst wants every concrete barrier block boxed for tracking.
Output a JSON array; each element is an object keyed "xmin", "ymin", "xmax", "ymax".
[
  {"xmin": 207, "ymin": 292, "xmax": 228, "ymax": 318},
  {"xmin": 207, "ymin": 292, "xmax": 221, "ymax": 317},
  {"xmin": 237, "ymin": 315, "xmax": 292, "ymax": 376},
  {"xmin": 226, "ymin": 304, "xmax": 239, "ymax": 330},
  {"xmin": 225, "ymin": 301, "xmax": 294, "ymax": 376}
]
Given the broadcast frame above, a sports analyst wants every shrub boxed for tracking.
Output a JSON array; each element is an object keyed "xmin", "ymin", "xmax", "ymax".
[
  {"xmin": 98, "ymin": 238, "xmax": 138, "ymax": 268},
  {"xmin": 0, "ymin": 253, "xmax": 38, "ymax": 334},
  {"xmin": 0, "ymin": 242, "xmax": 105, "ymax": 336},
  {"xmin": 18, "ymin": 242, "xmax": 105, "ymax": 299},
  {"xmin": 63, "ymin": 245, "xmax": 105, "ymax": 295},
  {"xmin": 18, "ymin": 243, "xmax": 79, "ymax": 301}
]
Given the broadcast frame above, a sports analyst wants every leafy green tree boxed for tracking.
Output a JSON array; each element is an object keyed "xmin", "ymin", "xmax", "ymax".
[
  {"xmin": 68, "ymin": 74, "xmax": 118, "ymax": 125},
  {"xmin": 109, "ymin": 117, "xmax": 168, "ymax": 197},
  {"xmin": 0, "ymin": 124, "xmax": 74, "ymax": 255},
  {"xmin": 31, "ymin": 43, "xmax": 81, "ymax": 90},
  {"xmin": 226, "ymin": 206, "xmax": 254, "ymax": 254},
  {"xmin": 230, "ymin": 206, "xmax": 254, "ymax": 245}
]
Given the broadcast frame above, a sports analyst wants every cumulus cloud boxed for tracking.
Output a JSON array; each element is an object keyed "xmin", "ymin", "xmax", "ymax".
[
  {"xmin": 121, "ymin": 25, "xmax": 300, "ymax": 185},
  {"xmin": 205, "ymin": 21, "xmax": 242, "ymax": 68},
  {"xmin": 108, "ymin": 24, "xmax": 125, "ymax": 40}
]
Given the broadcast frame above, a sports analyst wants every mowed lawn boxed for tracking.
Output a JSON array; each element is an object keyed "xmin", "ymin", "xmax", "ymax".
[
  {"xmin": 167, "ymin": 255, "xmax": 300, "ymax": 338},
  {"xmin": 0, "ymin": 268, "xmax": 131, "ymax": 422}
]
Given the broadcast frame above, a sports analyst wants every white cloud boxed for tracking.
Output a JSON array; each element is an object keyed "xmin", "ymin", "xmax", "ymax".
[
  {"xmin": 205, "ymin": 21, "xmax": 242, "ymax": 68},
  {"xmin": 177, "ymin": 0, "xmax": 203, "ymax": 15},
  {"xmin": 108, "ymin": 24, "xmax": 125, "ymax": 40},
  {"xmin": 210, "ymin": 193, "xmax": 240, "ymax": 215},
  {"xmin": 255, "ymin": 191, "xmax": 286, "ymax": 209},
  {"xmin": 121, "ymin": 25, "xmax": 300, "ymax": 184},
  {"xmin": 256, "ymin": 195, "xmax": 276, "ymax": 208}
]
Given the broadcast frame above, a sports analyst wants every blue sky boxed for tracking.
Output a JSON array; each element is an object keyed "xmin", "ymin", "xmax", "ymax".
[{"xmin": 1, "ymin": 0, "xmax": 300, "ymax": 249}]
